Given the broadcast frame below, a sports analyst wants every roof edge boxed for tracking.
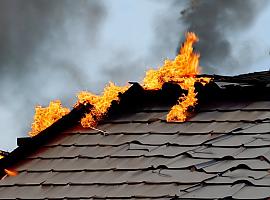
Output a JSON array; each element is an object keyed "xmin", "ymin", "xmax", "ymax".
[{"xmin": 0, "ymin": 103, "xmax": 92, "ymax": 177}]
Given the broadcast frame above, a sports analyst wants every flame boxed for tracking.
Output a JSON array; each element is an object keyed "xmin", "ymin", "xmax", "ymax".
[
  {"xmin": 29, "ymin": 100, "xmax": 70, "ymax": 137},
  {"xmin": 4, "ymin": 169, "xmax": 18, "ymax": 176},
  {"xmin": 76, "ymin": 82, "xmax": 130, "ymax": 127},
  {"xmin": 0, "ymin": 156, "xmax": 18, "ymax": 177},
  {"xmin": 143, "ymin": 32, "xmax": 200, "ymax": 90},
  {"xmin": 28, "ymin": 32, "xmax": 211, "ymax": 135},
  {"xmin": 143, "ymin": 32, "xmax": 211, "ymax": 121}
]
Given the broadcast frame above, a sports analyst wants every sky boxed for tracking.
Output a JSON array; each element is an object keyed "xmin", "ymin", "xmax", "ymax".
[{"xmin": 0, "ymin": 0, "xmax": 270, "ymax": 151}]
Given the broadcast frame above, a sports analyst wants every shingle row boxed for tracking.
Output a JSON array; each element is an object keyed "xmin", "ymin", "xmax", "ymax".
[{"xmin": 0, "ymin": 87, "xmax": 269, "ymax": 199}]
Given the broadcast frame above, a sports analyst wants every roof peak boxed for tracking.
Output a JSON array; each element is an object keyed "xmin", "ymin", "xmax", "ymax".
[{"xmin": 199, "ymin": 70, "xmax": 270, "ymax": 85}]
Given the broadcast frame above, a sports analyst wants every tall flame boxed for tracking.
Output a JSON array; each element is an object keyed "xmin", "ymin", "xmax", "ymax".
[
  {"xmin": 28, "ymin": 32, "xmax": 211, "ymax": 136},
  {"xmin": 143, "ymin": 32, "xmax": 200, "ymax": 90},
  {"xmin": 143, "ymin": 32, "xmax": 211, "ymax": 121}
]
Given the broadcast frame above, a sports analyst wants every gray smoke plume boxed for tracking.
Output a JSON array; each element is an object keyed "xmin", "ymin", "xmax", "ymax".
[
  {"xmin": 0, "ymin": 1, "xmax": 105, "ymax": 75},
  {"xmin": 101, "ymin": 1, "xmax": 185, "ymax": 85},
  {"xmin": 1, "ymin": 0, "xmax": 269, "ymax": 150},
  {"xmin": 0, "ymin": 0, "xmax": 107, "ymax": 150},
  {"xmin": 179, "ymin": 0, "xmax": 269, "ymax": 74}
]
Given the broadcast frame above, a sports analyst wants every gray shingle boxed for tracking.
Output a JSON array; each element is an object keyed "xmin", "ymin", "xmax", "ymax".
[
  {"xmin": 233, "ymin": 186, "xmax": 270, "ymax": 199},
  {"xmin": 179, "ymin": 183, "xmax": 245, "ymax": 199}
]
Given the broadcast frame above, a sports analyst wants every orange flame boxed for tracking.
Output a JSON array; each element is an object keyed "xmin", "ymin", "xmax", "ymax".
[
  {"xmin": 29, "ymin": 100, "xmax": 70, "ymax": 137},
  {"xmin": 29, "ymin": 32, "xmax": 211, "ymax": 135},
  {"xmin": 143, "ymin": 32, "xmax": 200, "ymax": 90},
  {"xmin": 76, "ymin": 82, "xmax": 130, "ymax": 127},
  {"xmin": 4, "ymin": 168, "xmax": 18, "ymax": 176},
  {"xmin": 143, "ymin": 32, "xmax": 211, "ymax": 121}
]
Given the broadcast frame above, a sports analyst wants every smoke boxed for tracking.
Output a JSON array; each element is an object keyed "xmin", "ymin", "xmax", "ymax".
[
  {"xmin": 101, "ymin": 1, "xmax": 185, "ymax": 85},
  {"xmin": 1, "ymin": 0, "xmax": 269, "ymax": 150},
  {"xmin": 0, "ymin": 1, "xmax": 105, "ymax": 75},
  {"xmin": 178, "ymin": 0, "xmax": 269, "ymax": 74},
  {"xmin": 0, "ymin": 0, "xmax": 107, "ymax": 150}
]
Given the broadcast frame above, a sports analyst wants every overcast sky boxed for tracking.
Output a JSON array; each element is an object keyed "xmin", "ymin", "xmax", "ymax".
[{"xmin": 0, "ymin": 0, "xmax": 269, "ymax": 151}]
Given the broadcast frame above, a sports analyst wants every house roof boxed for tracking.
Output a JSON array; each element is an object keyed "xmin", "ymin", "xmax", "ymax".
[{"xmin": 0, "ymin": 71, "xmax": 270, "ymax": 199}]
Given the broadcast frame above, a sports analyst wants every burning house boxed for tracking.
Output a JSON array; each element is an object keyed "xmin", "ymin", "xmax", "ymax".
[{"xmin": 0, "ymin": 33, "xmax": 270, "ymax": 199}]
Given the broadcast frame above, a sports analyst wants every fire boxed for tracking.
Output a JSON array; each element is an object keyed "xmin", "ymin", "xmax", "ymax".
[
  {"xmin": 4, "ymin": 169, "xmax": 18, "ymax": 176},
  {"xmin": 76, "ymin": 82, "xmax": 130, "ymax": 127},
  {"xmin": 29, "ymin": 100, "xmax": 70, "ymax": 137},
  {"xmin": 28, "ymin": 32, "xmax": 211, "ymax": 135},
  {"xmin": 143, "ymin": 32, "xmax": 200, "ymax": 90},
  {"xmin": 143, "ymin": 32, "xmax": 211, "ymax": 121}
]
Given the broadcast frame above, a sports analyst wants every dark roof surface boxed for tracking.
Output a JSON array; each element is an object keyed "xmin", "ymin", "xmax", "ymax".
[{"xmin": 0, "ymin": 71, "xmax": 270, "ymax": 199}]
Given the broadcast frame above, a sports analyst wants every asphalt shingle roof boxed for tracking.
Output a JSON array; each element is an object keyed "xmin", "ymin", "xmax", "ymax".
[{"xmin": 0, "ymin": 71, "xmax": 270, "ymax": 199}]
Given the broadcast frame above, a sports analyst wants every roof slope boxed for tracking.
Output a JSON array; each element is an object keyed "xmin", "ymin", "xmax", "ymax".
[{"xmin": 0, "ymin": 71, "xmax": 270, "ymax": 199}]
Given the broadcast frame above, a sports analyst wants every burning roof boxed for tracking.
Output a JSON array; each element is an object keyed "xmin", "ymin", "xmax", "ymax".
[
  {"xmin": 0, "ymin": 70, "xmax": 270, "ymax": 199},
  {"xmin": 29, "ymin": 32, "xmax": 211, "ymax": 137},
  {"xmin": 0, "ymin": 31, "xmax": 270, "ymax": 199}
]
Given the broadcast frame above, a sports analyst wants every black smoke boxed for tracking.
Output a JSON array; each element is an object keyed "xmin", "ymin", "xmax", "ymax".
[{"xmin": 178, "ymin": 0, "xmax": 269, "ymax": 74}]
